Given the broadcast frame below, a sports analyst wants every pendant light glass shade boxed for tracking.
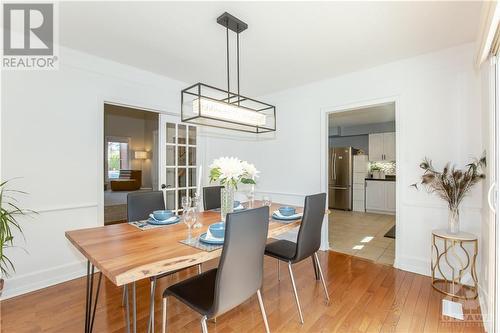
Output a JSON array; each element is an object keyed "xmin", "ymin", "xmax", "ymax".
[{"xmin": 181, "ymin": 83, "xmax": 276, "ymax": 133}]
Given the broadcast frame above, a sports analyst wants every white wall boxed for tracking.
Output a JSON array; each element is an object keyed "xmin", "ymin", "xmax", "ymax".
[
  {"xmin": 1, "ymin": 47, "xmax": 186, "ymax": 299},
  {"xmin": 204, "ymin": 43, "xmax": 484, "ymax": 276}
]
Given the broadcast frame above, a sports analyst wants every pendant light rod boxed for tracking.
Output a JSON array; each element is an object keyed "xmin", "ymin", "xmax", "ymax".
[
  {"xmin": 218, "ymin": 12, "xmax": 247, "ymax": 103},
  {"xmin": 226, "ymin": 22, "xmax": 230, "ymax": 101},
  {"xmin": 237, "ymin": 30, "xmax": 240, "ymax": 105}
]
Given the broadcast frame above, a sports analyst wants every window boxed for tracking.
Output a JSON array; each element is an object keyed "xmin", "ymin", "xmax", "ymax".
[{"xmin": 106, "ymin": 137, "xmax": 130, "ymax": 180}]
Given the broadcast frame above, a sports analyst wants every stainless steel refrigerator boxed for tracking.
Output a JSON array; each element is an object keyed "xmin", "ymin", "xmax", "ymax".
[{"xmin": 329, "ymin": 147, "xmax": 353, "ymax": 210}]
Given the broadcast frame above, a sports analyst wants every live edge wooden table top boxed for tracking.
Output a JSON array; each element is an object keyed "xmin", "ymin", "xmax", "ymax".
[{"xmin": 65, "ymin": 202, "xmax": 302, "ymax": 287}]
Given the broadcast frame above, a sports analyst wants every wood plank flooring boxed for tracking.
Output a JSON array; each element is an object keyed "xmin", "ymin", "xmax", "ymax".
[{"xmin": 0, "ymin": 251, "xmax": 484, "ymax": 333}]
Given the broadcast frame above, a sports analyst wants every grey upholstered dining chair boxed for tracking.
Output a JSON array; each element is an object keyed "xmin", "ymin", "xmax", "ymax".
[
  {"xmin": 202, "ymin": 186, "xmax": 224, "ymax": 210},
  {"xmin": 264, "ymin": 193, "xmax": 329, "ymax": 324},
  {"xmin": 161, "ymin": 206, "xmax": 271, "ymax": 333},
  {"xmin": 127, "ymin": 191, "xmax": 166, "ymax": 222},
  {"xmin": 126, "ymin": 191, "xmax": 201, "ymax": 333}
]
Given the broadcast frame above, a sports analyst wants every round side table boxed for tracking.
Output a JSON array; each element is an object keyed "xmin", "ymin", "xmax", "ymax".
[{"xmin": 431, "ymin": 229, "xmax": 478, "ymax": 300}]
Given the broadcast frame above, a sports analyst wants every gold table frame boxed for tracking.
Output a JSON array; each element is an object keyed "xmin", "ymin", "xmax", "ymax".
[{"xmin": 431, "ymin": 229, "xmax": 478, "ymax": 300}]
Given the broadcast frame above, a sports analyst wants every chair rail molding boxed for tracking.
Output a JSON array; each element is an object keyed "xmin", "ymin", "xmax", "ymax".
[{"xmin": 34, "ymin": 202, "xmax": 99, "ymax": 214}]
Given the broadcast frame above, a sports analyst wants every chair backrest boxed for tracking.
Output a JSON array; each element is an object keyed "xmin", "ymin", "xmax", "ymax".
[
  {"xmin": 127, "ymin": 191, "xmax": 165, "ymax": 222},
  {"xmin": 212, "ymin": 206, "xmax": 270, "ymax": 317},
  {"xmin": 293, "ymin": 193, "xmax": 327, "ymax": 262},
  {"xmin": 203, "ymin": 186, "xmax": 224, "ymax": 210}
]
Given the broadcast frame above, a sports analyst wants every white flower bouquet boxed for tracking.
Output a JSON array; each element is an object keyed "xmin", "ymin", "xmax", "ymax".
[{"xmin": 209, "ymin": 157, "xmax": 259, "ymax": 188}]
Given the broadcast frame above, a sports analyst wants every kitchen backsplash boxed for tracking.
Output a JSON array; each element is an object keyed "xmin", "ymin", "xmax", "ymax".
[{"xmin": 369, "ymin": 161, "xmax": 396, "ymax": 175}]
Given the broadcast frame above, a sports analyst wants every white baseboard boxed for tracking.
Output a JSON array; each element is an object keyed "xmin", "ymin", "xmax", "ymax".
[
  {"xmin": 478, "ymin": 283, "xmax": 492, "ymax": 332},
  {"xmin": 1, "ymin": 260, "xmax": 87, "ymax": 300},
  {"xmin": 394, "ymin": 255, "xmax": 429, "ymax": 276},
  {"xmin": 365, "ymin": 209, "xmax": 396, "ymax": 215}
]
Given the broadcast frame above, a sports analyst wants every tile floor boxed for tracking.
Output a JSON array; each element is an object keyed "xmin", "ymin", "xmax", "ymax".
[{"xmin": 329, "ymin": 210, "xmax": 395, "ymax": 265}]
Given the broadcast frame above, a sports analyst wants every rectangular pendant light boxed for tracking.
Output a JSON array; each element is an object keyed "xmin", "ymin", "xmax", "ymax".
[{"xmin": 181, "ymin": 83, "xmax": 276, "ymax": 133}]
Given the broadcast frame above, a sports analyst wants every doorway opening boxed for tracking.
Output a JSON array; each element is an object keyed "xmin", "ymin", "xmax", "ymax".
[
  {"xmin": 103, "ymin": 103, "xmax": 159, "ymax": 225},
  {"xmin": 328, "ymin": 102, "xmax": 397, "ymax": 265}
]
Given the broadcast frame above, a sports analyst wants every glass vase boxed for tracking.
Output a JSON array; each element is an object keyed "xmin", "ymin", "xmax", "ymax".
[
  {"xmin": 448, "ymin": 207, "xmax": 460, "ymax": 234},
  {"xmin": 220, "ymin": 187, "xmax": 235, "ymax": 222}
]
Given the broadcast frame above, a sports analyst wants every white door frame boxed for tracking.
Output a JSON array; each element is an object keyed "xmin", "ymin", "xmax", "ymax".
[
  {"xmin": 319, "ymin": 96, "xmax": 401, "ymax": 267},
  {"xmin": 97, "ymin": 97, "xmax": 179, "ymax": 225}
]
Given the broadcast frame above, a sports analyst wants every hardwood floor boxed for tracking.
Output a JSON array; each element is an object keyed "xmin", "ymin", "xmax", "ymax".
[{"xmin": 1, "ymin": 251, "xmax": 484, "ymax": 333}]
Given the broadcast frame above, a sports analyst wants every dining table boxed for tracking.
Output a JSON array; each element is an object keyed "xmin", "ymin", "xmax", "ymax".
[{"xmin": 65, "ymin": 201, "xmax": 304, "ymax": 333}]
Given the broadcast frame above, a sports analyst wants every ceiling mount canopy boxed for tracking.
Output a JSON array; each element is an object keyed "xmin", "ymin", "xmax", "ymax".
[{"xmin": 181, "ymin": 12, "xmax": 276, "ymax": 133}]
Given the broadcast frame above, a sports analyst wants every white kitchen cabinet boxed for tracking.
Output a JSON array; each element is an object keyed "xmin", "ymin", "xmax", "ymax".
[
  {"xmin": 383, "ymin": 132, "xmax": 396, "ymax": 161},
  {"xmin": 365, "ymin": 180, "xmax": 396, "ymax": 214},
  {"xmin": 385, "ymin": 181, "xmax": 396, "ymax": 211},
  {"xmin": 365, "ymin": 180, "xmax": 386, "ymax": 211},
  {"xmin": 368, "ymin": 133, "xmax": 384, "ymax": 161},
  {"xmin": 369, "ymin": 132, "xmax": 395, "ymax": 161}
]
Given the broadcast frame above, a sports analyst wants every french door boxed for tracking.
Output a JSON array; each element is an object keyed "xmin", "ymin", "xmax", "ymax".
[{"xmin": 159, "ymin": 114, "xmax": 199, "ymax": 214}]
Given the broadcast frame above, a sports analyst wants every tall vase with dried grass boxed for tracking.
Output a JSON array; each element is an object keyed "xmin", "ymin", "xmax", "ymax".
[
  {"xmin": 0, "ymin": 180, "xmax": 34, "ymax": 295},
  {"xmin": 414, "ymin": 155, "xmax": 486, "ymax": 234}
]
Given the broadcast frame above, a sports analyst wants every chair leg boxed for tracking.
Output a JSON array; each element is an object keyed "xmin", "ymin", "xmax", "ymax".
[
  {"xmin": 147, "ymin": 278, "xmax": 157, "ymax": 333},
  {"xmin": 122, "ymin": 285, "xmax": 127, "ymax": 306},
  {"xmin": 277, "ymin": 260, "xmax": 280, "ymax": 281},
  {"xmin": 287, "ymin": 262, "xmax": 304, "ymax": 324},
  {"xmin": 257, "ymin": 289, "xmax": 271, "ymax": 333},
  {"xmin": 124, "ymin": 285, "xmax": 131, "ymax": 333},
  {"xmin": 132, "ymin": 282, "xmax": 137, "ymax": 333},
  {"xmin": 312, "ymin": 256, "xmax": 319, "ymax": 280},
  {"xmin": 201, "ymin": 315, "xmax": 208, "ymax": 333},
  {"xmin": 198, "ymin": 264, "xmax": 202, "ymax": 274},
  {"xmin": 314, "ymin": 252, "xmax": 330, "ymax": 303},
  {"xmin": 162, "ymin": 296, "xmax": 167, "ymax": 333}
]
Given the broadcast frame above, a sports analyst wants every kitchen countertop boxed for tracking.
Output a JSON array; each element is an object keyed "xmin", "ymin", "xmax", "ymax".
[{"xmin": 365, "ymin": 177, "xmax": 396, "ymax": 182}]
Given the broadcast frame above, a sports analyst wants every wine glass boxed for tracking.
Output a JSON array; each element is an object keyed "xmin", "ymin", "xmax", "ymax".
[
  {"xmin": 183, "ymin": 208, "xmax": 196, "ymax": 242},
  {"xmin": 181, "ymin": 196, "xmax": 192, "ymax": 212},
  {"xmin": 262, "ymin": 195, "xmax": 272, "ymax": 207},
  {"xmin": 192, "ymin": 192, "xmax": 202, "ymax": 229},
  {"xmin": 244, "ymin": 186, "xmax": 255, "ymax": 209}
]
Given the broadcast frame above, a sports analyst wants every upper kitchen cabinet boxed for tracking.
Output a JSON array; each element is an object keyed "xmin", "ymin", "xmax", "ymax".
[
  {"xmin": 369, "ymin": 132, "xmax": 395, "ymax": 161},
  {"xmin": 383, "ymin": 132, "xmax": 396, "ymax": 160}
]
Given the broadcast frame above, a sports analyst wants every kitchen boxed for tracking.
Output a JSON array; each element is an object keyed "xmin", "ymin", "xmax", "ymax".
[{"xmin": 328, "ymin": 102, "xmax": 396, "ymax": 265}]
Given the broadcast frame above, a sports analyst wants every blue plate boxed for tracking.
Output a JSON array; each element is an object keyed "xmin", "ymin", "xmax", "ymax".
[
  {"xmin": 147, "ymin": 216, "xmax": 180, "ymax": 225},
  {"xmin": 272, "ymin": 213, "xmax": 302, "ymax": 221},
  {"xmin": 199, "ymin": 232, "xmax": 224, "ymax": 245}
]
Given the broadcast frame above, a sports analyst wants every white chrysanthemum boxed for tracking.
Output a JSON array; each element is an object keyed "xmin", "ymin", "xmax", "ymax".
[
  {"xmin": 241, "ymin": 161, "xmax": 259, "ymax": 179},
  {"xmin": 212, "ymin": 157, "xmax": 244, "ymax": 182}
]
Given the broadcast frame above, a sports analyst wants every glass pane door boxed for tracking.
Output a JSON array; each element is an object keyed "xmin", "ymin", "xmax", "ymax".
[{"xmin": 159, "ymin": 114, "xmax": 198, "ymax": 214}]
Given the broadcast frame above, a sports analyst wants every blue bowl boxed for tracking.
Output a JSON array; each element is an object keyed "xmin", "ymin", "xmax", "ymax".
[
  {"xmin": 209, "ymin": 222, "xmax": 226, "ymax": 239},
  {"xmin": 279, "ymin": 206, "xmax": 296, "ymax": 216},
  {"xmin": 233, "ymin": 200, "xmax": 241, "ymax": 208},
  {"xmin": 153, "ymin": 210, "xmax": 173, "ymax": 221}
]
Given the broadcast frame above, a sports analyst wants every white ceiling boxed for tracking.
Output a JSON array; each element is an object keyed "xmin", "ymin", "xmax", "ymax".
[
  {"xmin": 60, "ymin": 1, "xmax": 481, "ymax": 96},
  {"xmin": 329, "ymin": 103, "xmax": 395, "ymax": 128}
]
